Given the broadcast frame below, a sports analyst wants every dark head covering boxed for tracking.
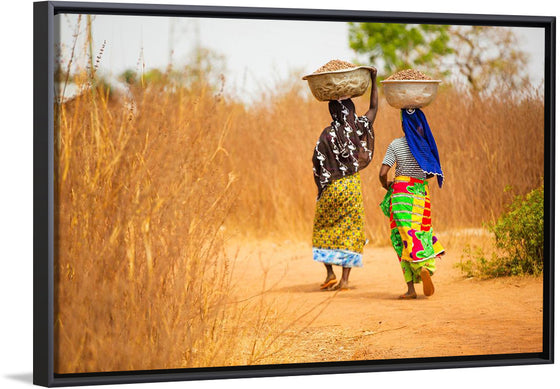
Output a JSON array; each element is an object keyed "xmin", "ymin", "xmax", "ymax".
[
  {"xmin": 401, "ymin": 108, "xmax": 444, "ymax": 187},
  {"xmin": 312, "ymin": 99, "xmax": 375, "ymax": 199}
]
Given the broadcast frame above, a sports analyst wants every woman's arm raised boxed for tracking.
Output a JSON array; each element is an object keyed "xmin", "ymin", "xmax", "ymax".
[{"xmin": 365, "ymin": 68, "xmax": 378, "ymax": 124}]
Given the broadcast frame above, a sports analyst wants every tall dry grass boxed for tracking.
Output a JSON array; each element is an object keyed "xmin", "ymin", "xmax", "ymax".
[
  {"xmin": 54, "ymin": 59, "xmax": 544, "ymax": 372},
  {"xmin": 54, "ymin": 75, "xmax": 283, "ymax": 372}
]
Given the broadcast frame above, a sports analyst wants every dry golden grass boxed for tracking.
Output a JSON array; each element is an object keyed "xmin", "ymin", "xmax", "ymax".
[
  {"xmin": 54, "ymin": 66, "xmax": 544, "ymax": 373},
  {"xmin": 55, "ymin": 81, "xmax": 237, "ymax": 372}
]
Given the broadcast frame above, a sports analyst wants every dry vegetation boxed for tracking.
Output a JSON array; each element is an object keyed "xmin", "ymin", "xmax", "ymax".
[
  {"xmin": 54, "ymin": 79, "xmax": 297, "ymax": 373},
  {"xmin": 54, "ymin": 59, "xmax": 544, "ymax": 372}
]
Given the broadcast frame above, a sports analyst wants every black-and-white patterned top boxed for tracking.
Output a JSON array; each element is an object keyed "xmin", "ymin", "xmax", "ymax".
[{"xmin": 382, "ymin": 136, "xmax": 427, "ymax": 180}]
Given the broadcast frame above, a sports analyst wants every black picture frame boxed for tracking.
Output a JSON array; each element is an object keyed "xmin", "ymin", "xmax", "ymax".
[{"xmin": 33, "ymin": 1, "xmax": 555, "ymax": 387}]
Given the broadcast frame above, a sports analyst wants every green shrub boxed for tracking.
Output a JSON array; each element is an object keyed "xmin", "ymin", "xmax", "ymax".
[{"xmin": 456, "ymin": 184, "xmax": 544, "ymax": 278}]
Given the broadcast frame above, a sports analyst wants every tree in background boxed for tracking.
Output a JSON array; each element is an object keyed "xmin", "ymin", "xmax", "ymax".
[
  {"xmin": 449, "ymin": 26, "xmax": 529, "ymax": 92},
  {"xmin": 348, "ymin": 23, "xmax": 453, "ymax": 76},
  {"xmin": 348, "ymin": 23, "xmax": 530, "ymax": 91}
]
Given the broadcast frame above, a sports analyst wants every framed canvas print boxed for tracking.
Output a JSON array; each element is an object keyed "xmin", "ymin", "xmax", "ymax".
[{"xmin": 33, "ymin": 1, "xmax": 555, "ymax": 387}]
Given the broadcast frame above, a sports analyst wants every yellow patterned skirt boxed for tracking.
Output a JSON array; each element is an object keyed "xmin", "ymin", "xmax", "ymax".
[{"xmin": 312, "ymin": 173, "xmax": 365, "ymax": 267}]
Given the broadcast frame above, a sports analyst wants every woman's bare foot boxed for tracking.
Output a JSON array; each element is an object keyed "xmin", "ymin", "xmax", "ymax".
[
  {"xmin": 399, "ymin": 281, "xmax": 416, "ymax": 299},
  {"xmin": 420, "ymin": 267, "xmax": 435, "ymax": 296},
  {"xmin": 399, "ymin": 291, "xmax": 417, "ymax": 299}
]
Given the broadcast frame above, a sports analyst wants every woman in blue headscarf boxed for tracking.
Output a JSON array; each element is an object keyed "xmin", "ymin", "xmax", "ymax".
[{"xmin": 379, "ymin": 108, "xmax": 445, "ymax": 299}]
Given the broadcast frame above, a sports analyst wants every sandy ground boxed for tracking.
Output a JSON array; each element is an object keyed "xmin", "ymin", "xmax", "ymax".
[{"xmin": 226, "ymin": 239, "xmax": 543, "ymax": 364}]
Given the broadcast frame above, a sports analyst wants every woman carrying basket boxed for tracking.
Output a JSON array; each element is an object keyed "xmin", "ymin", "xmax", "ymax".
[
  {"xmin": 379, "ymin": 108, "xmax": 445, "ymax": 299},
  {"xmin": 311, "ymin": 68, "xmax": 378, "ymax": 291}
]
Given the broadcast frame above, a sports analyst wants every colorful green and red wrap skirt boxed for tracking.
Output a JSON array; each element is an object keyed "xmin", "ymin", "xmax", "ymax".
[{"xmin": 380, "ymin": 176, "xmax": 445, "ymax": 283}]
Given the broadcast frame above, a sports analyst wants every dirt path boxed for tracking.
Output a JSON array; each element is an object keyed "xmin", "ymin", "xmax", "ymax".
[{"xmin": 226, "ymin": 239, "xmax": 543, "ymax": 364}]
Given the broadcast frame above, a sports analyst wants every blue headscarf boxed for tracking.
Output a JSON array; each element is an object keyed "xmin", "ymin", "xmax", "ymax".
[{"xmin": 401, "ymin": 108, "xmax": 444, "ymax": 188}]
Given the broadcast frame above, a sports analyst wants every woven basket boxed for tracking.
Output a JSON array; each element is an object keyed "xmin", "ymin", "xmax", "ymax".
[
  {"xmin": 302, "ymin": 66, "xmax": 375, "ymax": 101},
  {"xmin": 380, "ymin": 80, "xmax": 442, "ymax": 109}
]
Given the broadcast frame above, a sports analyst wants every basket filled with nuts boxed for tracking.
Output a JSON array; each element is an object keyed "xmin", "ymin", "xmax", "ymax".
[
  {"xmin": 302, "ymin": 60, "xmax": 376, "ymax": 102},
  {"xmin": 380, "ymin": 69, "xmax": 441, "ymax": 109}
]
